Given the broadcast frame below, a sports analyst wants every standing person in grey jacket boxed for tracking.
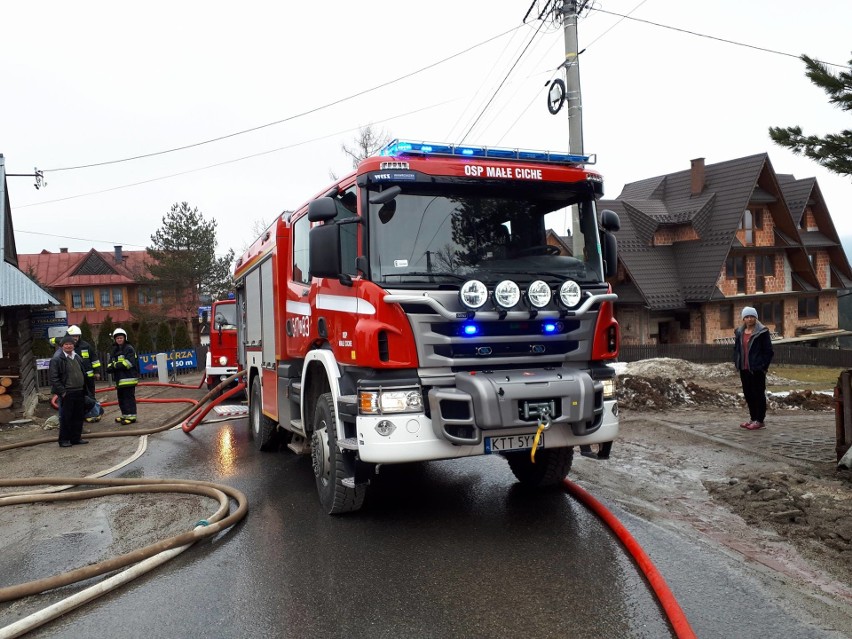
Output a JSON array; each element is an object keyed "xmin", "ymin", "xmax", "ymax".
[
  {"xmin": 48, "ymin": 334, "xmax": 89, "ymax": 447},
  {"xmin": 733, "ymin": 306, "xmax": 774, "ymax": 430}
]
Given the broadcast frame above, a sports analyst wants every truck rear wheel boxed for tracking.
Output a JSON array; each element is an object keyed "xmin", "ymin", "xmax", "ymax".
[
  {"xmin": 503, "ymin": 446, "xmax": 573, "ymax": 487},
  {"xmin": 249, "ymin": 380, "xmax": 277, "ymax": 451},
  {"xmin": 311, "ymin": 392, "xmax": 366, "ymax": 514}
]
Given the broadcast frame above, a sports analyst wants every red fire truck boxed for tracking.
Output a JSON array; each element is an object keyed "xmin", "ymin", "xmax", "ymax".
[
  {"xmin": 204, "ymin": 296, "xmax": 239, "ymax": 392},
  {"xmin": 234, "ymin": 139, "xmax": 620, "ymax": 514}
]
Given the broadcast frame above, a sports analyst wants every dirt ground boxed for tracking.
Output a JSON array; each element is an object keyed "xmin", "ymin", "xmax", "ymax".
[{"xmin": 574, "ymin": 359, "xmax": 851, "ymax": 610}]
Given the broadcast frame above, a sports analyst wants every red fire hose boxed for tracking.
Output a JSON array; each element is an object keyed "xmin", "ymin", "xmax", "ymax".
[{"xmin": 562, "ymin": 478, "xmax": 697, "ymax": 639}]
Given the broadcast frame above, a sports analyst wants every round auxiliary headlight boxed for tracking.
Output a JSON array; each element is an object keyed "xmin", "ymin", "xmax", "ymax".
[
  {"xmin": 559, "ymin": 280, "xmax": 582, "ymax": 308},
  {"xmin": 493, "ymin": 280, "xmax": 521, "ymax": 309},
  {"xmin": 460, "ymin": 280, "xmax": 488, "ymax": 310},
  {"xmin": 527, "ymin": 280, "xmax": 552, "ymax": 308}
]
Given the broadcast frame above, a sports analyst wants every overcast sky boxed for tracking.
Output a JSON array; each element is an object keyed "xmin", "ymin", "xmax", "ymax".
[{"xmin": 3, "ymin": 0, "xmax": 850, "ymax": 259}]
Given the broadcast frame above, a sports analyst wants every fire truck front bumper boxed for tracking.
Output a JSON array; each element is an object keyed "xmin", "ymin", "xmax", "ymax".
[{"xmin": 354, "ymin": 401, "xmax": 618, "ymax": 464}]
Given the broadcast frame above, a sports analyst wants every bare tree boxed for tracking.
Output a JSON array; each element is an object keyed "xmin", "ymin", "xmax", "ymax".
[{"xmin": 341, "ymin": 125, "xmax": 392, "ymax": 168}]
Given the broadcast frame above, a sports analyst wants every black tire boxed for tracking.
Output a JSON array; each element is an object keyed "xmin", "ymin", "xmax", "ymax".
[
  {"xmin": 249, "ymin": 380, "xmax": 277, "ymax": 451},
  {"xmin": 503, "ymin": 446, "xmax": 573, "ymax": 487},
  {"xmin": 310, "ymin": 392, "xmax": 366, "ymax": 514}
]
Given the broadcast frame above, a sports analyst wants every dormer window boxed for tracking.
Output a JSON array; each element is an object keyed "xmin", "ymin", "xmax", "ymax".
[{"xmin": 740, "ymin": 208, "xmax": 763, "ymax": 246}]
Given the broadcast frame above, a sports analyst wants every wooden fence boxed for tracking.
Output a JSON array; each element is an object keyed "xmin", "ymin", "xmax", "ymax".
[{"xmin": 620, "ymin": 343, "xmax": 852, "ymax": 369}]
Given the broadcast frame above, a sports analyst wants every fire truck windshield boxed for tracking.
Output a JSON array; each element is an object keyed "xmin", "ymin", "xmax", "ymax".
[
  {"xmin": 367, "ymin": 182, "xmax": 604, "ymax": 287},
  {"xmin": 213, "ymin": 302, "xmax": 237, "ymax": 329}
]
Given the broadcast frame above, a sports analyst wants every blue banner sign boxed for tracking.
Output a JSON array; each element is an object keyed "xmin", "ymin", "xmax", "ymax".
[
  {"xmin": 30, "ymin": 311, "xmax": 67, "ymax": 339},
  {"xmin": 136, "ymin": 349, "xmax": 198, "ymax": 374}
]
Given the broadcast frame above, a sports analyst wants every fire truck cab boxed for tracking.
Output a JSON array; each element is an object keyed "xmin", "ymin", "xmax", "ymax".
[
  {"xmin": 235, "ymin": 140, "xmax": 620, "ymax": 514},
  {"xmin": 205, "ymin": 297, "xmax": 239, "ymax": 392}
]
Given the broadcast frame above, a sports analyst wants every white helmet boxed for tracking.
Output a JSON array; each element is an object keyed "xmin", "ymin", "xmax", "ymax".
[
  {"xmin": 66, "ymin": 325, "xmax": 82, "ymax": 336},
  {"xmin": 112, "ymin": 328, "xmax": 127, "ymax": 339}
]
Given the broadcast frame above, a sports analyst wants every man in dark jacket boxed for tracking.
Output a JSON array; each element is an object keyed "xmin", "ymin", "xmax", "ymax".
[
  {"xmin": 733, "ymin": 306, "xmax": 774, "ymax": 430},
  {"xmin": 66, "ymin": 325, "xmax": 101, "ymax": 417},
  {"xmin": 107, "ymin": 328, "xmax": 138, "ymax": 424},
  {"xmin": 48, "ymin": 334, "xmax": 89, "ymax": 447}
]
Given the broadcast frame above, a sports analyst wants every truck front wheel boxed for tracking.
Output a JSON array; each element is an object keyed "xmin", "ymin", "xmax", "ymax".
[
  {"xmin": 249, "ymin": 381, "xmax": 277, "ymax": 451},
  {"xmin": 502, "ymin": 446, "xmax": 573, "ymax": 487},
  {"xmin": 311, "ymin": 392, "xmax": 366, "ymax": 514}
]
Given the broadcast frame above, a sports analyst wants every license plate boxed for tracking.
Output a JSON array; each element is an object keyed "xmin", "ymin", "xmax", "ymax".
[{"xmin": 484, "ymin": 433, "xmax": 545, "ymax": 454}]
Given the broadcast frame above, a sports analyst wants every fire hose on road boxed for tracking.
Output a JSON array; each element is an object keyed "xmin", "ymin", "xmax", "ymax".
[{"xmin": 0, "ymin": 372, "xmax": 248, "ymax": 638}]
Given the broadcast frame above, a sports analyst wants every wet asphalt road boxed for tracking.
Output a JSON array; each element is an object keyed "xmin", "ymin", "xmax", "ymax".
[{"xmin": 16, "ymin": 418, "xmax": 840, "ymax": 639}]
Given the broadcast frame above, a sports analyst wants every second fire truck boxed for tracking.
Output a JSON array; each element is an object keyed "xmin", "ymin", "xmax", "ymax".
[{"xmin": 234, "ymin": 140, "xmax": 621, "ymax": 514}]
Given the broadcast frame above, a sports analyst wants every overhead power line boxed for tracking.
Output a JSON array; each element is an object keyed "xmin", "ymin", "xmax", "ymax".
[
  {"xmin": 16, "ymin": 99, "xmax": 457, "ymax": 210},
  {"xmin": 457, "ymin": 18, "xmax": 548, "ymax": 145},
  {"xmin": 43, "ymin": 26, "xmax": 522, "ymax": 174},
  {"xmin": 590, "ymin": 7, "xmax": 847, "ymax": 69}
]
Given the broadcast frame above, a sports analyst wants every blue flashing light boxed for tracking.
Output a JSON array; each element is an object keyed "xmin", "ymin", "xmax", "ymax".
[
  {"xmin": 543, "ymin": 322, "xmax": 558, "ymax": 334},
  {"xmin": 377, "ymin": 139, "xmax": 594, "ymax": 165},
  {"xmin": 463, "ymin": 324, "xmax": 480, "ymax": 336}
]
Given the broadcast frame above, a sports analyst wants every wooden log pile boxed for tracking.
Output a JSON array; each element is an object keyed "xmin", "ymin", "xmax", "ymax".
[{"xmin": 0, "ymin": 375, "xmax": 14, "ymax": 410}]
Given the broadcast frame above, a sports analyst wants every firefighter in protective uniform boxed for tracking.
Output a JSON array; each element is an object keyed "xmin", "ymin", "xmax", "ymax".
[
  {"xmin": 107, "ymin": 328, "xmax": 138, "ymax": 424},
  {"xmin": 65, "ymin": 325, "xmax": 102, "ymax": 421}
]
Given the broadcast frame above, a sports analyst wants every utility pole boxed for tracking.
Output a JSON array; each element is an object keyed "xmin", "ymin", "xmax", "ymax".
[
  {"xmin": 561, "ymin": 0, "xmax": 584, "ymax": 156},
  {"xmin": 556, "ymin": 0, "xmax": 587, "ymax": 255}
]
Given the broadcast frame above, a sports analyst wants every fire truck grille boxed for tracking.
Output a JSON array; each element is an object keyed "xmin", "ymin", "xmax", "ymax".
[
  {"xmin": 434, "ymin": 341, "xmax": 577, "ymax": 359},
  {"xmin": 431, "ymin": 319, "xmax": 579, "ymax": 337}
]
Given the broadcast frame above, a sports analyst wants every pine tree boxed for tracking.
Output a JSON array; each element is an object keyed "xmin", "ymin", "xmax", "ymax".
[
  {"xmin": 155, "ymin": 322, "xmax": 173, "ymax": 352},
  {"xmin": 79, "ymin": 317, "xmax": 95, "ymax": 347},
  {"xmin": 97, "ymin": 315, "xmax": 116, "ymax": 353},
  {"xmin": 136, "ymin": 319, "xmax": 154, "ymax": 354},
  {"xmin": 173, "ymin": 322, "xmax": 192, "ymax": 349},
  {"xmin": 769, "ymin": 53, "xmax": 852, "ymax": 177},
  {"xmin": 147, "ymin": 202, "xmax": 235, "ymax": 319}
]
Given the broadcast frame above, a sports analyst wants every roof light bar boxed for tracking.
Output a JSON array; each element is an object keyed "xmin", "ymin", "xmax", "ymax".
[{"xmin": 379, "ymin": 139, "xmax": 594, "ymax": 165}]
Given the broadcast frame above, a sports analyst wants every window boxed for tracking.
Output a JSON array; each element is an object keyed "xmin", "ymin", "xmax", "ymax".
[
  {"xmin": 753, "ymin": 209, "xmax": 762, "ymax": 229},
  {"xmin": 719, "ymin": 303, "xmax": 734, "ymax": 329},
  {"xmin": 100, "ymin": 289, "xmax": 111, "ymax": 307},
  {"xmin": 798, "ymin": 296, "xmax": 818, "ymax": 319},
  {"xmin": 759, "ymin": 301, "xmax": 782, "ymax": 325},
  {"xmin": 755, "ymin": 255, "xmax": 774, "ymax": 292},
  {"xmin": 113, "ymin": 288, "xmax": 123, "ymax": 306},
  {"xmin": 726, "ymin": 256, "xmax": 745, "ymax": 293},
  {"xmin": 292, "ymin": 214, "xmax": 310, "ymax": 284},
  {"xmin": 335, "ymin": 186, "xmax": 360, "ymax": 277},
  {"xmin": 740, "ymin": 210, "xmax": 754, "ymax": 245},
  {"xmin": 137, "ymin": 288, "xmax": 163, "ymax": 305},
  {"xmin": 71, "ymin": 289, "xmax": 82, "ymax": 309}
]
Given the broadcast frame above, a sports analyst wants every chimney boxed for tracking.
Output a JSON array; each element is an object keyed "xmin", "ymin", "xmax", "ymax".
[
  {"xmin": 690, "ymin": 158, "xmax": 705, "ymax": 195},
  {"xmin": 114, "ymin": 245, "xmax": 123, "ymax": 263},
  {"xmin": 59, "ymin": 247, "xmax": 68, "ymax": 253}
]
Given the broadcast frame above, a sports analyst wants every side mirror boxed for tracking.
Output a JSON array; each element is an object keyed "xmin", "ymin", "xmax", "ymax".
[
  {"xmin": 369, "ymin": 185, "xmax": 401, "ymax": 205},
  {"xmin": 601, "ymin": 232, "xmax": 618, "ymax": 278},
  {"xmin": 599, "ymin": 209, "xmax": 620, "ymax": 232},
  {"xmin": 309, "ymin": 224, "xmax": 342, "ymax": 278},
  {"xmin": 308, "ymin": 197, "xmax": 338, "ymax": 222}
]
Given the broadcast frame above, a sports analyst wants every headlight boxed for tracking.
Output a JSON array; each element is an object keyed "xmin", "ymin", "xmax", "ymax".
[
  {"xmin": 460, "ymin": 280, "xmax": 488, "ymax": 310},
  {"xmin": 559, "ymin": 280, "xmax": 581, "ymax": 308},
  {"xmin": 493, "ymin": 280, "xmax": 520, "ymax": 309},
  {"xmin": 359, "ymin": 388, "xmax": 424, "ymax": 414},
  {"xmin": 527, "ymin": 280, "xmax": 552, "ymax": 308},
  {"xmin": 601, "ymin": 378, "xmax": 616, "ymax": 399},
  {"xmin": 218, "ymin": 356, "xmax": 228, "ymax": 366}
]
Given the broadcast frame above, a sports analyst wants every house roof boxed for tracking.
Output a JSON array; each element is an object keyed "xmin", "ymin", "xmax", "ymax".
[
  {"xmin": 606, "ymin": 153, "xmax": 847, "ymax": 310},
  {"xmin": 17, "ymin": 247, "xmax": 151, "ymax": 288},
  {"xmin": 0, "ymin": 154, "xmax": 60, "ymax": 308}
]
